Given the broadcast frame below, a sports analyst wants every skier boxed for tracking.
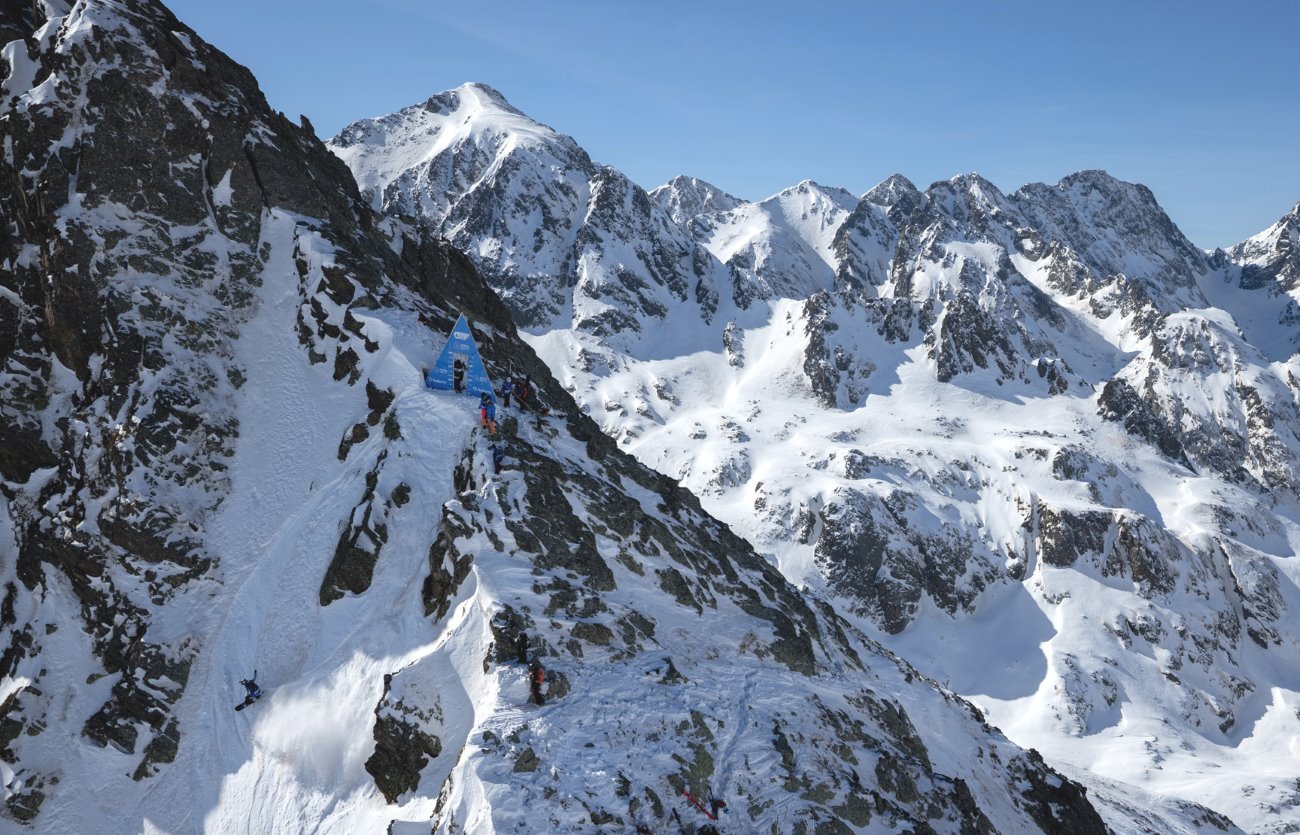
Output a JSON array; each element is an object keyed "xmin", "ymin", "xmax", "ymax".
[
  {"xmin": 498, "ymin": 378, "xmax": 512, "ymax": 408},
  {"xmin": 452, "ymin": 356, "xmax": 466, "ymax": 393},
  {"xmin": 234, "ymin": 671, "xmax": 262, "ymax": 711},
  {"xmin": 489, "ymin": 443, "xmax": 505, "ymax": 474},
  {"xmin": 528, "ymin": 659, "xmax": 546, "ymax": 705},
  {"xmin": 479, "ymin": 391, "xmax": 497, "ymax": 433},
  {"xmin": 515, "ymin": 631, "xmax": 530, "ymax": 664}
]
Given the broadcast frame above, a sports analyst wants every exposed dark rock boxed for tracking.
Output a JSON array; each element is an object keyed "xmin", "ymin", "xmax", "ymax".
[
  {"xmin": 815, "ymin": 489, "xmax": 999, "ymax": 634},
  {"xmin": 1036, "ymin": 505, "xmax": 1110, "ymax": 568},
  {"xmin": 366, "ymin": 710, "xmax": 442, "ymax": 803},
  {"xmin": 513, "ymin": 747, "xmax": 540, "ymax": 773},
  {"xmin": 320, "ymin": 455, "xmax": 391, "ymax": 604},
  {"xmin": 1012, "ymin": 749, "xmax": 1108, "ymax": 835},
  {"xmin": 1098, "ymin": 379, "xmax": 1189, "ymax": 464}
]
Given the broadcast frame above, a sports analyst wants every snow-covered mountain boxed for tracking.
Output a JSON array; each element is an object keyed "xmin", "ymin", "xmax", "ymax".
[
  {"xmin": 330, "ymin": 84, "xmax": 730, "ymax": 358},
  {"xmin": 0, "ymin": 2, "xmax": 1147, "ymax": 833},
  {"xmin": 334, "ymin": 84, "xmax": 1300, "ymax": 832},
  {"xmin": 648, "ymin": 175, "xmax": 742, "ymax": 226}
]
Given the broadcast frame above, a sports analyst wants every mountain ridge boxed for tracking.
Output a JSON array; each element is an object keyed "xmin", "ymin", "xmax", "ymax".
[{"xmin": 332, "ymin": 82, "xmax": 1300, "ymax": 833}]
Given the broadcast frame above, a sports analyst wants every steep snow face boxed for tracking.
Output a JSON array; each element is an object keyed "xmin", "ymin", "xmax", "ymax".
[
  {"xmin": 330, "ymin": 82, "xmax": 568, "ymax": 215},
  {"xmin": 1194, "ymin": 204, "xmax": 1300, "ymax": 366},
  {"xmin": 330, "ymin": 83, "xmax": 596, "ymax": 331},
  {"xmin": 0, "ymin": 3, "xmax": 1134, "ymax": 834},
  {"xmin": 345, "ymin": 85, "xmax": 1300, "ymax": 832},
  {"xmin": 699, "ymin": 180, "xmax": 860, "ymax": 304}
]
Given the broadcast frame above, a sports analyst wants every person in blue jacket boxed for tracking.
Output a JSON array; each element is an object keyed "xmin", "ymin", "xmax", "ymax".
[{"xmin": 479, "ymin": 391, "xmax": 497, "ymax": 433}]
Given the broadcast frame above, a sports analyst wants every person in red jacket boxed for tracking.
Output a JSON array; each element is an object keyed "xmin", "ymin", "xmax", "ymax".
[{"xmin": 528, "ymin": 660, "xmax": 546, "ymax": 705}]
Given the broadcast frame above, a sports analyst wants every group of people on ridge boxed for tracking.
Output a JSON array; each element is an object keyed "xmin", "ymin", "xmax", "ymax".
[{"xmin": 476, "ymin": 373, "xmax": 553, "ymax": 476}]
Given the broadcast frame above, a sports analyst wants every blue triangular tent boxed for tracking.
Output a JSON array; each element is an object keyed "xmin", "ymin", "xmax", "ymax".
[{"xmin": 426, "ymin": 314, "xmax": 496, "ymax": 401}]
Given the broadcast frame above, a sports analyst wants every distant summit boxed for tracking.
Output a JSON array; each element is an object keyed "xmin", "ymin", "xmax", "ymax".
[{"xmin": 648, "ymin": 175, "xmax": 743, "ymax": 224}]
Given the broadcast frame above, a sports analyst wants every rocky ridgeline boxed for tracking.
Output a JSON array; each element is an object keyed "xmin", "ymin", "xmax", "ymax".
[{"xmin": 401, "ymin": 393, "xmax": 1110, "ymax": 833}]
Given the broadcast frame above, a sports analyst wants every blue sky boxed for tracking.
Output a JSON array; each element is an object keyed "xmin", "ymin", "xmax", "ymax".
[{"xmin": 167, "ymin": 0, "xmax": 1300, "ymax": 248}]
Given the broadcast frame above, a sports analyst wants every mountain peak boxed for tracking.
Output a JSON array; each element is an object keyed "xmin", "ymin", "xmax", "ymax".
[
  {"xmin": 648, "ymin": 175, "xmax": 743, "ymax": 223},
  {"xmin": 413, "ymin": 81, "xmax": 534, "ymax": 126},
  {"xmin": 864, "ymin": 173, "xmax": 918, "ymax": 202},
  {"xmin": 769, "ymin": 179, "xmax": 858, "ymax": 208},
  {"xmin": 862, "ymin": 174, "xmax": 922, "ymax": 221}
]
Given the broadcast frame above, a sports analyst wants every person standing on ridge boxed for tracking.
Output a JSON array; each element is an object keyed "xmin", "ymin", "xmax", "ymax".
[
  {"xmin": 489, "ymin": 443, "xmax": 505, "ymax": 474},
  {"xmin": 452, "ymin": 356, "xmax": 466, "ymax": 393},
  {"xmin": 480, "ymin": 391, "xmax": 497, "ymax": 433},
  {"xmin": 499, "ymin": 378, "xmax": 512, "ymax": 408},
  {"xmin": 528, "ymin": 659, "xmax": 546, "ymax": 705},
  {"xmin": 515, "ymin": 632, "xmax": 530, "ymax": 664}
]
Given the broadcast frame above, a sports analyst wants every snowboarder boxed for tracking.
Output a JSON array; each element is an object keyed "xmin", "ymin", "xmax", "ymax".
[
  {"xmin": 489, "ymin": 443, "xmax": 505, "ymax": 474},
  {"xmin": 479, "ymin": 391, "xmax": 497, "ymax": 433},
  {"xmin": 234, "ymin": 671, "xmax": 262, "ymax": 711},
  {"xmin": 452, "ymin": 356, "xmax": 466, "ymax": 393},
  {"xmin": 498, "ymin": 379, "xmax": 512, "ymax": 408},
  {"xmin": 528, "ymin": 660, "xmax": 546, "ymax": 705},
  {"xmin": 515, "ymin": 631, "xmax": 530, "ymax": 664}
]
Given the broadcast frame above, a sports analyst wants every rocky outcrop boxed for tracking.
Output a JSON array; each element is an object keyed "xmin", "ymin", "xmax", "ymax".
[
  {"xmin": 814, "ymin": 488, "xmax": 1001, "ymax": 634},
  {"xmin": 365, "ymin": 674, "xmax": 443, "ymax": 804},
  {"xmin": 1227, "ymin": 202, "xmax": 1300, "ymax": 293}
]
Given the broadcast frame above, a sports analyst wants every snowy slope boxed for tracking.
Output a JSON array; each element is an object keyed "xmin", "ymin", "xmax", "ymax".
[
  {"xmin": 697, "ymin": 180, "xmax": 859, "ymax": 304},
  {"xmin": 0, "ymin": 2, "xmax": 1135, "ymax": 833},
  {"xmin": 340, "ymin": 84, "xmax": 1300, "ymax": 833}
]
